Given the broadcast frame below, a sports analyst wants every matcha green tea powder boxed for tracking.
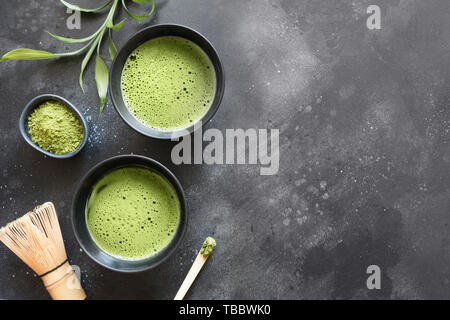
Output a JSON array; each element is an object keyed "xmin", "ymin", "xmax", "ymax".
[
  {"xmin": 28, "ymin": 100, "xmax": 84, "ymax": 154},
  {"xmin": 200, "ymin": 237, "xmax": 216, "ymax": 258}
]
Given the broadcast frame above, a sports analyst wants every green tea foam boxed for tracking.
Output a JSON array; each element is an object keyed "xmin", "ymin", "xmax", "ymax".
[
  {"xmin": 121, "ymin": 36, "xmax": 215, "ymax": 130},
  {"xmin": 86, "ymin": 167, "xmax": 179, "ymax": 259}
]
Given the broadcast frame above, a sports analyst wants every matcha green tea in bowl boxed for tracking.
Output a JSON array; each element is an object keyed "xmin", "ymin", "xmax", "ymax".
[
  {"xmin": 86, "ymin": 167, "xmax": 179, "ymax": 259},
  {"xmin": 20, "ymin": 94, "xmax": 88, "ymax": 158},
  {"xmin": 72, "ymin": 155, "xmax": 187, "ymax": 272},
  {"xmin": 110, "ymin": 24, "xmax": 225, "ymax": 139},
  {"xmin": 122, "ymin": 37, "xmax": 215, "ymax": 130}
]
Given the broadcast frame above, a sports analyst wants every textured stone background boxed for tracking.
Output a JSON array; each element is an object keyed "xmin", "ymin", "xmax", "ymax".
[{"xmin": 1, "ymin": 0, "xmax": 450, "ymax": 299}]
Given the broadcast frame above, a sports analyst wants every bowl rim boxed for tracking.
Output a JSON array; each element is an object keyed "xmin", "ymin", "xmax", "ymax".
[
  {"xmin": 19, "ymin": 94, "xmax": 88, "ymax": 159},
  {"xmin": 109, "ymin": 23, "xmax": 225, "ymax": 140},
  {"xmin": 71, "ymin": 154, "xmax": 188, "ymax": 273}
]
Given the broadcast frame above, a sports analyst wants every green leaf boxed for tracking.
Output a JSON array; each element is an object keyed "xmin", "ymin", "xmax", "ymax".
[
  {"xmin": 95, "ymin": 54, "xmax": 109, "ymax": 117},
  {"xmin": 60, "ymin": 38, "xmax": 97, "ymax": 56},
  {"xmin": 132, "ymin": 0, "xmax": 154, "ymax": 4},
  {"xmin": 107, "ymin": 18, "xmax": 126, "ymax": 31},
  {"xmin": 0, "ymin": 48, "xmax": 61, "ymax": 61},
  {"xmin": 1, "ymin": 37, "xmax": 97, "ymax": 62},
  {"xmin": 46, "ymin": 30, "xmax": 97, "ymax": 43},
  {"xmin": 108, "ymin": 30, "xmax": 118, "ymax": 60},
  {"xmin": 121, "ymin": 0, "xmax": 154, "ymax": 21},
  {"xmin": 60, "ymin": 0, "xmax": 113, "ymax": 12},
  {"xmin": 79, "ymin": 33, "xmax": 103, "ymax": 92}
]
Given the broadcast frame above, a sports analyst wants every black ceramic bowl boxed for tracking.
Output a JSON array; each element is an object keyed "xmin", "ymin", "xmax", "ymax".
[
  {"xmin": 110, "ymin": 24, "xmax": 225, "ymax": 139},
  {"xmin": 19, "ymin": 94, "xmax": 88, "ymax": 159},
  {"xmin": 72, "ymin": 155, "xmax": 187, "ymax": 273}
]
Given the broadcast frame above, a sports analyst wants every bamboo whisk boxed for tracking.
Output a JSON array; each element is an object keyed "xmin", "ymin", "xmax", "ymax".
[{"xmin": 0, "ymin": 202, "xmax": 86, "ymax": 300}]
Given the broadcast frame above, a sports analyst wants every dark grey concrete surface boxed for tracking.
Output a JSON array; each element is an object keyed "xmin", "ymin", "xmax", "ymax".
[{"xmin": 1, "ymin": 0, "xmax": 450, "ymax": 299}]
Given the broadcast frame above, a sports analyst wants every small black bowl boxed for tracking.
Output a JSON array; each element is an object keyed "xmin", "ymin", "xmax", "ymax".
[
  {"xmin": 72, "ymin": 155, "xmax": 188, "ymax": 273},
  {"xmin": 110, "ymin": 24, "xmax": 225, "ymax": 139},
  {"xmin": 19, "ymin": 94, "xmax": 88, "ymax": 159}
]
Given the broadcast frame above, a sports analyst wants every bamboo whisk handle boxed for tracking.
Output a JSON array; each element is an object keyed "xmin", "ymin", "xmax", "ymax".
[{"xmin": 41, "ymin": 261, "xmax": 86, "ymax": 300}]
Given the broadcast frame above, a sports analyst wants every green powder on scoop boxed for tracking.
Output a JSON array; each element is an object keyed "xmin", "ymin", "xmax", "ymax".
[
  {"xmin": 86, "ymin": 167, "xmax": 180, "ymax": 259},
  {"xmin": 121, "ymin": 36, "xmax": 215, "ymax": 130},
  {"xmin": 200, "ymin": 237, "xmax": 216, "ymax": 258},
  {"xmin": 27, "ymin": 100, "xmax": 84, "ymax": 154}
]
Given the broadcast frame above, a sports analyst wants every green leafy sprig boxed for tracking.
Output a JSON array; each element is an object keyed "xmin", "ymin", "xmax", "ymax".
[{"xmin": 0, "ymin": 0, "xmax": 155, "ymax": 117}]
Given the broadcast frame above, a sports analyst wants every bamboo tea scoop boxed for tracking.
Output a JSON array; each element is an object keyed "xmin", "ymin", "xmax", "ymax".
[
  {"xmin": 0, "ymin": 202, "xmax": 86, "ymax": 300},
  {"xmin": 174, "ymin": 237, "xmax": 216, "ymax": 300}
]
